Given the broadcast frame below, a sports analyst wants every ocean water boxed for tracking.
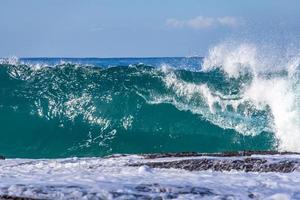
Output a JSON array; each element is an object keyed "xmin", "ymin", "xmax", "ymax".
[{"xmin": 1, "ymin": 43, "xmax": 300, "ymax": 158}]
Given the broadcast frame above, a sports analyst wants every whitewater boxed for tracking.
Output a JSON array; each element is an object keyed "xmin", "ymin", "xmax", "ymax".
[
  {"xmin": 1, "ymin": 153, "xmax": 300, "ymax": 199},
  {"xmin": 202, "ymin": 42, "xmax": 300, "ymax": 152}
]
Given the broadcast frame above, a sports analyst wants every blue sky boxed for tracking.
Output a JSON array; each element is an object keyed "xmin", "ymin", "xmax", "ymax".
[{"xmin": 0, "ymin": 0, "xmax": 299, "ymax": 57}]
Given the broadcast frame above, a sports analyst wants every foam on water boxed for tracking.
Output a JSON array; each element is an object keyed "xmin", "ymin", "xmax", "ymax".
[
  {"xmin": 202, "ymin": 42, "xmax": 300, "ymax": 152},
  {"xmin": 0, "ymin": 154, "xmax": 300, "ymax": 199}
]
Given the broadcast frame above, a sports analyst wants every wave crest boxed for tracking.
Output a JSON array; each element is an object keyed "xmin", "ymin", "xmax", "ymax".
[{"xmin": 203, "ymin": 42, "xmax": 300, "ymax": 152}]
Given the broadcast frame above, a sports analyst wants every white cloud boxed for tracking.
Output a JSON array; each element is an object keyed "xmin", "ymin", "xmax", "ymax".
[
  {"xmin": 167, "ymin": 16, "xmax": 214, "ymax": 29},
  {"xmin": 187, "ymin": 16, "xmax": 215, "ymax": 29},
  {"xmin": 217, "ymin": 16, "xmax": 239, "ymax": 27},
  {"xmin": 166, "ymin": 16, "xmax": 241, "ymax": 29}
]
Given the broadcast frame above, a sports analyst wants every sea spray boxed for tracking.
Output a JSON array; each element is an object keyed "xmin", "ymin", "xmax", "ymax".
[{"xmin": 203, "ymin": 42, "xmax": 300, "ymax": 152}]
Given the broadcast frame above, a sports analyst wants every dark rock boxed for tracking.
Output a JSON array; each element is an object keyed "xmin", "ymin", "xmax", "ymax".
[
  {"xmin": 142, "ymin": 151, "xmax": 300, "ymax": 159},
  {"xmin": 0, "ymin": 155, "xmax": 5, "ymax": 160},
  {"xmin": 190, "ymin": 187, "xmax": 214, "ymax": 196},
  {"xmin": 130, "ymin": 156, "xmax": 298, "ymax": 173},
  {"xmin": 0, "ymin": 195, "xmax": 36, "ymax": 200},
  {"xmin": 248, "ymin": 193, "xmax": 255, "ymax": 199},
  {"xmin": 135, "ymin": 184, "xmax": 153, "ymax": 193},
  {"xmin": 110, "ymin": 192, "xmax": 152, "ymax": 200}
]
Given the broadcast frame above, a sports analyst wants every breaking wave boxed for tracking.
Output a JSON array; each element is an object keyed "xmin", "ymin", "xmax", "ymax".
[{"xmin": 1, "ymin": 43, "xmax": 299, "ymax": 158}]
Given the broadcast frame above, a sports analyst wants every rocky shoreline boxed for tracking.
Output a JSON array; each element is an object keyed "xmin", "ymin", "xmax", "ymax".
[
  {"xmin": 129, "ymin": 151, "xmax": 300, "ymax": 173},
  {"xmin": 131, "ymin": 157, "xmax": 298, "ymax": 173},
  {"xmin": 1, "ymin": 151, "xmax": 300, "ymax": 199},
  {"xmin": 141, "ymin": 150, "xmax": 300, "ymax": 159}
]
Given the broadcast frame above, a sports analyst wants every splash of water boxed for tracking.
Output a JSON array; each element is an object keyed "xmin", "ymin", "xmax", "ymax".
[{"xmin": 202, "ymin": 42, "xmax": 300, "ymax": 152}]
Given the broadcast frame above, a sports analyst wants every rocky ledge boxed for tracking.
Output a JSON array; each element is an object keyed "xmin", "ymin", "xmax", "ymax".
[
  {"xmin": 141, "ymin": 150, "xmax": 300, "ymax": 159},
  {"xmin": 130, "ymin": 151, "xmax": 300, "ymax": 173},
  {"xmin": 0, "ymin": 195, "xmax": 35, "ymax": 200}
]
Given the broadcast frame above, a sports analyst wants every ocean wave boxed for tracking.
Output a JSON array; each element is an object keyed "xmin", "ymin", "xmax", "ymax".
[{"xmin": 1, "ymin": 43, "xmax": 299, "ymax": 157}]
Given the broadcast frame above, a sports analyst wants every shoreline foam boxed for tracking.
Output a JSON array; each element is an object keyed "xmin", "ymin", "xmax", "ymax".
[{"xmin": 1, "ymin": 151, "xmax": 300, "ymax": 199}]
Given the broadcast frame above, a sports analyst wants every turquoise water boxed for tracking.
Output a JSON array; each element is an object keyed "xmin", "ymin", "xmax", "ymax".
[{"xmin": 0, "ymin": 57, "xmax": 278, "ymax": 158}]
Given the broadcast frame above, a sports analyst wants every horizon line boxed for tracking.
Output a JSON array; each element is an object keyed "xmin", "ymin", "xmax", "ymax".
[{"xmin": 16, "ymin": 56, "xmax": 203, "ymax": 59}]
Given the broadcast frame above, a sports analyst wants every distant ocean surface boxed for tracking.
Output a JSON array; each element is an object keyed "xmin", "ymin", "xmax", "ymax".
[{"xmin": 1, "ymin": 43, "xmax": 300, "ymax": 158}]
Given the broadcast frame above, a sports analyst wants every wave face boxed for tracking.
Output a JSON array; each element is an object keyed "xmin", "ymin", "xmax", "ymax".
[{"xmin": 1, "ymin": 46, "xmax": 299, "ymax": 158}]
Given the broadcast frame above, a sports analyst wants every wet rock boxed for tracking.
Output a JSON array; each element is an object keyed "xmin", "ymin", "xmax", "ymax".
[
  {"xmin": 131, "ymin": 156, "xmax": 299, "ymax": 173},
  {"xmin": 0, "ymin": 155, "xmax": 5, "ymax": 160},
  {"xmin": 248, "ymin": 193, "xmax": 256, "ymax": 199},
  {"xmin": 111, "ymin": 191, "xmax": 152, "ymax": 199},
  {"xmin": 0, "ymin": 195, "xmax": 36, "ymax": 200},
  {"xmin": 142, "ymin": 151, "xmax": 300, "ymax": 159},
  {"xmin": 189, "ymin": 187, "xmax": 214, "ymax": 196},
  {"xmin": 135, "ymin": 184, "xmax": 153, "ymax": 193}
]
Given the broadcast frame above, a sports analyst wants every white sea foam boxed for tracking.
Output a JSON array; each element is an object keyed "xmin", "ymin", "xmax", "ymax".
[
  {"xmin": 0, "ymin": 155, "xmax": 300, "ymax": 199},
  {"xmin": 203, "ymin": 42, "xmax": 300, "ymax": 152}
]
